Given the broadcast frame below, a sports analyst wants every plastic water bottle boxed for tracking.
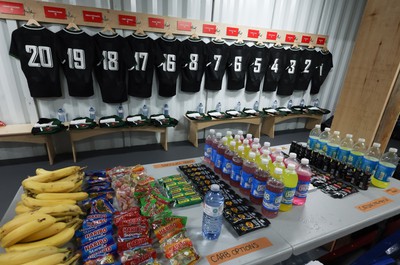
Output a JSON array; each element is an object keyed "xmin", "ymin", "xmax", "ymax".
[
  {"xmin": 211, "ymin": 132, "xmax": 222, "ymax": 167},
  {"xmin": 250, "ymin": 158, "xmax": 270, "ymax": 205},
  {"xmin": 326, "ymin": 131, "xmax": 341, "ymax": 158},
  {"xmin": 57, "ymin": 108, "xmax": 66, "ymax": 122},
  {"xmin": 315, "ymin": 127, "xmax": 331, "ymax": 153},
  {"xmin": 361, "ymin": 142, "xmax": 381, "ymax": 174},
  {"xmin": 216, "ymin": 102, "xmax": 222, "ymax": 112},
  {"xmin": 198, "ymin": 103, "xmax": 204, "ymax": 114},
  {"xmin": 307, "ymin": 124, "xmax": 321, "ymax": 150},
  {"xmin": 371, "ymin": 148, "xmax": 399, "ymax": 188},
  {"xmin": 235, "ymin": 101, "xmax": 241, "ymax": 111},
  {"xmin": 253, "ymin": 101, "xmax": 259, "ymax": 111},
  {"xmin": 284, "ymin": 153, "xmax": 300, "ymax": 169},
  {"xmin": 293, "ymin": 158, "xmax": 312, "ymax": 206},
  {"xmin": 204, "ymin": 129, "xmax": 216, "ymax": 164},
  {"xmin": 163, "ymin": 103, "xmax": 169, "ymax": 116},
  {"xmin": 272, "ymin": 99, "xmax": 278, "ymax": 109},
  {"xmin": 89, "ymin": 107, "xmax": 96, "ymax": 120},
  {"xmin": 141, "ymin": 104, "xmax": 149, "ymax": 118},
  {"xmin": 347, "ymin": 138, "xmax": 366, "ymax": 168},
  {"xmin": 313, "ymin": 98, "xmax": 319, "ymax": 107},
  {"xmin": 239, "ymin": 152, "xmax": 257, "ymax": 196},
  {"xmin": 262, "ymin": 167, "xmax": 284, "ymax": 218},
  {"xmin": 280, "ymin": 163, "xmax": 298, "ymax": 212},
  {"xmin": 117, "ymin": 104, "xmax": 124, "ymax": 119},
  {"xmin": 337, "ymin": 134, "xmax": 354, "ymax": 163},
  {"xmin": 202, "ymin": 184, "xmax": 224, "ymax": 240},
  {"xmin": 287, "ymin": 99, "xmax": 293, "ymax": 108},
  {"xmin": 230, "ymin": 145, "xmax": 244, "ymax": 187},
  {"xmin": 300, "ymin": 99, "xmax": 305, "ymax": 107}
]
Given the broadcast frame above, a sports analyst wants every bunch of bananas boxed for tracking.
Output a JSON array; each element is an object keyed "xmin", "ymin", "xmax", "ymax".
[{"xmin": 0, "ymin": 166, "xmax": 88, "ymax": 263}]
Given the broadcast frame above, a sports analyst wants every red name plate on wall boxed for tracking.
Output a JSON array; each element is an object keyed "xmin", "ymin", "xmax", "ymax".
[
  {"xmin": 82, "ymin": 10, "xmax": 103, "ymax": 23},
  {"xmin": 203, "ymin": 24, "xmax": 216, "ymax": 34},
  {"xmin": 301, "ymin": 35, "xmax": 311, "ymax": 43},
  {"xmin": 317, "ymin": 37, "xmax": 326, "ymax": 45},
  {"xmin": 177, "ymin": 21, "xmax": 192, "ymax": 31},
  {"xmin": 0, "ymin": 1, "xmax": 24, "ymax": 15},
  {"xmin": 248, "ymin": 29, "xmax": 259, "ymax": 38},
  {"xmin": 285, "ymin": 34, "xmax": 296, "ymax": 43},
  {"xmin": 266, "ymin": 31, "xmax": 277, "ymax": 40},
  {"xmin": 148, "ymin": 17, "xmax": 164, "ymax": 29},
  {"xmin": 226, "ymin": 27, "xmax": 239, "ymax": 37},
  {"xmin": 119, "ymin": 14, "xmax": 136, "ymax": 26},
  {"xmin": 43, "ymin": 6, "xmax": 66, "ymax": 19}
]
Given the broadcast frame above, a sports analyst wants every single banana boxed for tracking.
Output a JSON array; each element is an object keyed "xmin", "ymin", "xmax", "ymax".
[
  {"xmin": 35, "ymin": 168, "xmax": 50, "ymax": 175},
  {"xmin": 54, "ymin": 172, "xmax": 84, "ymax": 183},
  {"xmin": 23, "ymin": 180, "xmax": 75, "ymax": 194},
  {"xmin": 21, "ymin": 222, "xmax": 67, "ymax": 243},
  {"xmin": 15, "ymin": 203, "xmax": 34, "ymax": 215},
  {"xmin": 0, "ymin": 212, "xmax": 51, "ymax": 239},
  {"xmin": 21, "ymin": 252, "xmax": 69, "ymax": 265},
  {"xmin": 1, "ymin": 214, "xmax": 56, "ymax": 247},
  {"xmin": 0, "ymin": 246, "xmax": 67, "ymax": 265},
  {"xmin": 36, "ymin": 192, "xmax": 88, "ymax": 201},
  {"xmin": 22, "ymin": 196, "xmax": 76, "ymax": 208},
  {"xmin": 22, "ymin": 166, "xmax": 81, "ymax": 184},
  {"xmin": 35, "ymin": 204, "xmax": 84, "ymax": 217},
  {"xmin": 6, "ymin": 227, "xmax": 75, "ymax": 252},
  {"xmin": 66, "ymin": 180, "xmax": 83, "ymax": 193}
]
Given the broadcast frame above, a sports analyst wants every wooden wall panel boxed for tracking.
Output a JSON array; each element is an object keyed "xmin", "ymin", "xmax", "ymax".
[{"xmin": 332, "ymin": 0, "xmax": 400, "ymax": 149}]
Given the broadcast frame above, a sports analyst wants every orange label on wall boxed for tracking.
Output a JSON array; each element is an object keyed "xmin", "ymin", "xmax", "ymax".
[
  {"xmin": 356, "ymin": 197, "xmax": 393, "ymax": 212},
  {"xmin": 153, "ymin": 159, "xmax": 196, "ymax": 169},
  {"xmin": 206, "ymin": 237, "xmax": 272, "ymax": 265},
  {"xmin": 385, "ymin": 187, "xmax": 400, "ymax": 196}
]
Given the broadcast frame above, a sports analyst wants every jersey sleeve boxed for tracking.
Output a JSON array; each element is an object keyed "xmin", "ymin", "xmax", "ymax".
[
  {"xmin": 154, "ymin": 38, "xmax": 165, "ymax": 68},
  {"xmin": 54, "ymin": 33, "xmax": 67, "ymax": 65},
  {"xmin": 9, "ymin": 30, "xmax": 20, "ymax": 59},
  {"xmin": 121, "ymin": 38, "xmax": 136, "ymax": 71},
  {"xmin": 93, "ymin": 36, "xmax": 105, "ymax": 66}
]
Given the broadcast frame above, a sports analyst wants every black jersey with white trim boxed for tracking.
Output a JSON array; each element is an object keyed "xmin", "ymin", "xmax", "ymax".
[
  {"xmin": 294, "ymin": 48, "xmax": 318, "ymax": 91},
  {"xmin": 9, "ymin": 25, "xmax": 65, "ymax": 98},
  {"xmin": 263, "ymin": 45, "xmax": 287, "ymax": 92},
  {"xmin": 245, "ymin": 44, "xmax": 269, "ymax": 92},
  {"xmin": 93, "ymin": 32, "xmax": 135, "ymax": 103},
  {"xmin": 126, "ymin": 33, "xmax": 157, "ymax": 98},
  {"xmin": 155, "ymin": 36, "xmax": 182, "ymax": 97},
  {"xmin": 204, "ymin": 40, "xmax": 230, "ymax": 91},
  {"xmin": 226, "ymin": 43, "xmax": 251, "ymax": 90},
  {"xmin": 311, "ymin": 50, "xmax": 333, "ymax": 94},
  {"xmin": 180, "ymin": 38, "xmax": 206, "ymax": 92},
  {"xmin": 277, "ymin": 47, "xmax": 302, "ymax": 96},
  {"xmin": 56, "ymin": 28, "xmax": 96, "ymax": 97}
]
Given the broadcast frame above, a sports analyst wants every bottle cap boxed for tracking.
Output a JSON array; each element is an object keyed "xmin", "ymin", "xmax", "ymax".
[
  {"xmin": 287, "ymin": 164, "xmax": 296, "ymax": 170},
  {"xmin": 210, "ymin": 184, "xmax": 220, "ymax": 192},
  {"xmin": 246, "ymin": 133, "xmax": 252, "ymax": 139},
  {"xmin": 262, "ymin": 149, "xmax": 270, "ymax": 155},
  {"xmin": 243, "ymin": 139, "xmax": 249, "ymax": 144},
  {"xmin": 274, "ymin": 167, "xmax": 283, "ymax": 175},
  {"xmin": 230, "ymin": 141, "xmax": 236, "ymax": 147},
  {"xmin": 289, "ymin": 153, "xmax": 297, "ymax": 158},
  {"xmin": 238, "ymin": 130, "xmax": 244, "ymax": 135},
  {"xmin": 325, "ymin": 128, "xmax": 331, "ymax": 131},
  {"xmin": 222, "ymin": 137, "xmax": 228, "ymax": 142},
  {"xmin": 226, "ymin": 131, "xmax": 232, "ymax": 136},
  {"xmin": 216, "ymin": 132, "xmax": 222, "ymax": 137},
  {"xmin": 234, "ymin": 135, "xmax": 240, "ymax": 140},
  {"xmin": 346, "ymin": 134, "xmax": 353, "ymax": 138},
  {"xmin": 253, "ymin": 138, "xmax": 260, "ymax": 143},
  {"xmin": 264, "ymin": 142, "xmax": 271, "ymax": 147},
  {"xmin": 210, "ymin": 129, "xmax": 215, "ymax": 134},
  {"xmin": 372, "ymin": 142, "xmax": 381, "ymax": 147},
  {"xmin": 249, "ymin": 152, "xmax": 256, "ymax": 158},
  {"xmin": 334, "ymin": 131, "xmax": 340, "ymax": 135},
  {"xmin": 238, "ymin": 145, "xmax": 244, "ymax": 151},
  {"xmin": 315, "ymin": 124, "xmax": 321, "ymax": 128},
  {"xmin": 389, "ymin": 148, "xmax": 398, "ymax": 153},
  {"xmin": 276, "ymin": 156, "xmax": 283, "ymax": 162},
  {"xmin": 301, "ymin": 158, "xmax": 309, "ymax": 165},
  {"xmin": 359, "ymin": 138, "xmax": 365, "ymax": 143},
  {"xmin": 261, "ymin": 158, "xmax": 269, "ymax": 165}
]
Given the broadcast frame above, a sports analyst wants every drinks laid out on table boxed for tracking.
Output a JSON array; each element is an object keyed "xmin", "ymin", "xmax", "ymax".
[{"xmin": 202, "ymin": 184, "xmax": 225, "ymax": 240}]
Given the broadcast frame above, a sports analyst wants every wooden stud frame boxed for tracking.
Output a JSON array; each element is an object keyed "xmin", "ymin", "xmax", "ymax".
[{"xmin": 0, "ymin": 0, "xmax": 329, "ymax": 48}]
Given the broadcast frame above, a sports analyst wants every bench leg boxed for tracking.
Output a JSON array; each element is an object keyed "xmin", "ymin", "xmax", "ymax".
[
  {"xmin": 248, "ymin": 123, "xmax": 261, "ymax": 138},
  {"xmin": 187, "ymin": 123, "xmax": 199, "ymax": 147},
  {"xmin": 261, "ymin": 117, "xmax": 276, "ymax": 138},
  {"xmin": 44, "ymin": 136, "xmax": 55, "ymax": 165},
  {"xmin": 160, "ymin": 129, "xmax": 168, "ymax": 151},
  {"xmin": 305, "ymin": 117, "xmax": 322, "ymax": 130},
  {"xmin": 70, "ymin": 137, "xmax": 77, "ymax": 163}
]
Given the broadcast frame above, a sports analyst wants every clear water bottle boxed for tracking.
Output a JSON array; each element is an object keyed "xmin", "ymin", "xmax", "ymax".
[
  {"xmin": 315, "ymin": 127, "xmax": 331, "ymax": 153},
  {"xmin": 235, "ymin": 101, "xmax": 241, "ymax": 111},
  {"xmin": 313, "ymin": 98, "xmax": 319, "ymax": 107},
  {"xmin": 89, "ymin": 107, "xmax": 96, "ymax": 120},
  {"xmin": 361, "ymin": 142, "xmax": 381, "ymax": 174},
  {"xmin": 202, "ymin": 184, "xmax": 224, "ymax": 240},
  {"xmin": 307, "ymin": 124, "xmax": 321, "ymax": 150},
  {"xmin": 198, "ymin": 103, "xmax": 204, "ymax": 114},
  {"xmin": 141, "ymin": 104, "xmax": 149, "ymax": 118},
  {"xmin": 347, "ymin": 138, "xmax": 366, "ymax": 168},
  {"xmin": 163, "ymin": 103, "xmax": 169, "ymax": 116},
  {"xmin": 371, "ymin": 148, "xmax": 399, "ymax": 188},
  {"xmin": 117, "ymin": 104, "xmax": 124, "ymax": 119},
  {"xmin": 326, "ymin": 131, "xmax": 341, "ymax": 158},
  {"xmin": 216, "ymin": 102, "xmax": 222, "ymax": 112},
  {"xmin": 337, "ymin": 134, "xmax": 354, "ymax": 163},
  {"xmin": 253, "ymin": 101, "xmax": 259, "ymax": 110},
  {"xmin": 272, "ymin": 99, "xmax": 278, "ymax": 109},
  {"xmin": 57, "ymin": 108, "xmax": 66, "ymax": 122},
  {"xmin": 300, "ymin": 99, "xmax": 305, "ymax": 107},
  {"xmin": 287, "ymin": 99, "xmax": 293, "ymax": 108}
]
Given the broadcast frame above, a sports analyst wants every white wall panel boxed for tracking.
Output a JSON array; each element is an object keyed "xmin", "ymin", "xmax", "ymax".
[{"xmin": 0, "ymin": 0, "xmax": 365, "ymax": 160}]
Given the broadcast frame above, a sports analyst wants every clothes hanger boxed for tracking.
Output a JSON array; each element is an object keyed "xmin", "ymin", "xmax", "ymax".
[
  {"xmin": 66, "ymin": 18, "xmax": 80, "ymax": 31},
  {"xmin": 134, "ymin": 21, "xmax": 146, "ymax": 36},
  {"xmin": 189, "ymin": 27, "xmax": 200, "ymax": 40},
  {"xmin": 274, "ymin": 34, "xmax": 282, "ymax": 47},
  {"xmin": 101, "ymin": 24, "xmax": 115, "ymax": 35},
  {"xmin": 163, "ymin": 30, "xmax": 174, "ymax": 39},
  {"xmin": 321, "ymin": 44, "xmax": 329, "ymax": 53},
  {"xmin": 26, "ymin": 18, "xmax": 41, "ymax": 26},
  {"xmin": 307, "ymin": 39, "xmax": 315, "ymax": 49},
  {"xmin": 256, "ymin": 40, "xmax": 265, "ymax": 46},
  {"xmin": 234, "ymin": 37, "xmax": 244, "ymax": 44}
]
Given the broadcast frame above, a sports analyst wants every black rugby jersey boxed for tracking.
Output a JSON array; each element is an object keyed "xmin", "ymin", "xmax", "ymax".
[
  {"xmin": 311, "ymin": 50, "xmax": 333, "ymax": 94},
  {"xmin": 294, "ymin": 48, "xmax": 318, "ymax": 91},
  {"xmin": 204, "ymin": 40, "xmax": 230, "ymax": 91},
  {"xmin": 226, "ymin": 42, "xmax": 251, "ymax": 90},
  {"xmin": 245, "ymin": 44, "xmax": 269, "ymax": 92},
  {"xmin": 180, "ymin": 38, "xmax": 206, "ymax": 92},
  {"xmin": 263, "ymin": 45, "xmax": 287, "ymax": 92},
  {"xmin": 277, "ymin": 47, "xmax": 302, "ymax": 96}
]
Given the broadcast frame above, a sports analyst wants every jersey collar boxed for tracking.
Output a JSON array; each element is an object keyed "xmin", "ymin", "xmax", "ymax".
[
  {"xmin": 63, "ymin": 28, "xmax": 84, "ymax": 34},
  {"xmin": 161, "ymin": 36, "xmax": 177, "ymax": 42},
  {"xmin": 98, "ymin": 32, "xmax": 119, "ymax": 38},
  {"xmin": 132, "ymin": 33, "xmax": 149, "ymax": 39},
  {"xmin": 22, "ymin": 24, "xmax": 45, "ymax": 30}
]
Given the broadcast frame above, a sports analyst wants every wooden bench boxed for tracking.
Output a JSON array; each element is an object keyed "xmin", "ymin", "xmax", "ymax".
[
  {"xmin": 185, "ymin": 115, "xmax": 262, "ymax": 147},
  {"xmin": 68, "ymin": 126, "xmax": 168, "ymax": 162},
  {"xmin": 0, "ymin": 124, "xmax": 56, "ymax": 165},
  {"xmin": 260, "ymin": 113, "xmax": 323, "ymax": 138}
]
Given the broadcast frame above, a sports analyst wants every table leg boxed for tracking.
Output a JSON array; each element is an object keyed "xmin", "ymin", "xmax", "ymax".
[
  {"xmin": 305, "ymin": 116, "xmax": 322, "ymax": 130},
  {"xmin": 161, "ymin": 128, "xmax": 168, "ymax": 151},
  {"xmin": 44, "ymin": 136, "xmax": 55, "ymax": 165},
  {"xmin": 248, "ymin": 123, "xmax": 261, "ymax": 138},
  {"xmin": 261, "ymin": 117, "xmax": 276, "ymax": 138},
  {"xmin": 187, "ymin": 123, "xmax": 199, "ymax": 147},
  {"xmin": 70, "ymin": 137, "xmax": 77, "ymax": 163}
]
